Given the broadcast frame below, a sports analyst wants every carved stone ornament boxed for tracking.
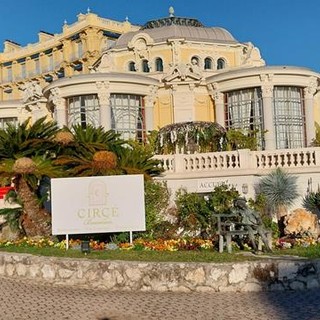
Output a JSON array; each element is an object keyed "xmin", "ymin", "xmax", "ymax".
[
  {"xmin": 261, "ymin": 84, "xmax": 273, "ymax": 98},
  {"xmin": 128, "ymin": 34, "xmax": 154, "ymax": 60},
  {"xmin": 95, "ymin": 52, "xmax": 113, "ymax": 73},
  {"xmin": 304, "ymin": 77, "xmax": 318, "ymax": 98},
  {"xmin": 49, "ymin": 87, "xmax": 63, "ymax": 108},
  {"xmin": 162, "ymin": 62, "xmax": 202, "ymax": 83},
  {"xmin": 19, "ymin": 81, "xmax": 44, "ymax": 103},
  {"xmin": 96, "ymin": 81, "xmax": 110, "ymax": 105}
]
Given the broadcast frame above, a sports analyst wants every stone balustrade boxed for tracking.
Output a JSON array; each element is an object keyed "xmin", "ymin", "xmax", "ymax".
[
  {"xmin": 154, "ymin": 147, "xmax": 320, "ymax": 176},
  {"xmin": 0, "ymin": 252, "xmax": 319, "ymax": 292}
]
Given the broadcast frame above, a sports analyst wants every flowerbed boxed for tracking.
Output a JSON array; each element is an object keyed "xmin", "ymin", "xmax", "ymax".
[
  {"xmin": 0, "ymin": 237, "xmax": 214, "ymax": 252},
  {"xmin": 275, "ymin": 236, "xmax": 319, "ymax": 249},
  {"xmin": 1, "ymin": 236, "xmax": 319, "ymax": 253}
]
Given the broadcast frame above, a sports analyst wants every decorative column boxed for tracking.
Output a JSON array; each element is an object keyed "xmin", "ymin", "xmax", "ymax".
[
  {"xmin": 261, "ymin": 84, "xmax": 276, "ymax": 150},
  {"xmin": 208, "ymin": 83, "xmax": 225, "ymax": 127},
  {"xmin": 144, "ymin": 85, "xmax": 158, "ymax": 132},
  {"xmin": 49, "ymin": 87, "xmax": 67, "ymax": 127},
  {"xmin": 96, "ymin": 81, "xmax": 111, "ymax": 130},
  {"xmin": 304, "ymin": 78, "xmax": 318, "ymax": 146}
]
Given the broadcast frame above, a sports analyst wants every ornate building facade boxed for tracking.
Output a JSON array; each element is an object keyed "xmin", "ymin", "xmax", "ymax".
[{"xmin": 1, "ymin": 8, "xmax": 320, "ymax": 204}]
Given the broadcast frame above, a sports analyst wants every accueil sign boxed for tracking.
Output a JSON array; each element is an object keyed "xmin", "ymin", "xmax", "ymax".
[{"xmin": 51, "ymin": 175, "xmax": 145, "ymax": 235}]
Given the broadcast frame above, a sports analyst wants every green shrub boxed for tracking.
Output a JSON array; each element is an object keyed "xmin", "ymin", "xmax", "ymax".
[{"xmin": 135, "ymin": 180, "xmax": 172, "ymax": 239}]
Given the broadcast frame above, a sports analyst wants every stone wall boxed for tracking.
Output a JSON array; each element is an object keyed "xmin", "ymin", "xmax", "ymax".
[{"xmin": 0, "ymin": 252, "xmax": 319, "ymax": 292}]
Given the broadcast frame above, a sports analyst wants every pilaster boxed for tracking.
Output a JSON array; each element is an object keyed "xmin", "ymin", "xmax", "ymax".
[
  {"xmin": 208, "ymin": 83, "xmax": 224, "ymax": 127},
  {"xmin": 304, "ymin": 78, "xmax": 318, "ymax": 146},
  {"xmin": 143, "ymin": 85, "xmax": 158, "ymax": 132},
  {"xmin": 96, "ymin": 81, "xmax": 111, "ymax": 130},
  {"xmin": 260, "ymin": 74, "xmax": 276, "ymax": 150},
  {"xmin": 49, "ymin": 88, "xmax": 67, "ymax": 127}
]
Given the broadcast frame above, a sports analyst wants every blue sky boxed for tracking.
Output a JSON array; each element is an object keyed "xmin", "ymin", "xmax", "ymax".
[{"xmin": 0, "ymin": 0, "xmax": 319, "ymax": 71}]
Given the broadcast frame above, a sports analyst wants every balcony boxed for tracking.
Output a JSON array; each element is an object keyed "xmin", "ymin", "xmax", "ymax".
[{"xmin": 153, "ymin": 147, "xmax": 320, "ymax": 178}]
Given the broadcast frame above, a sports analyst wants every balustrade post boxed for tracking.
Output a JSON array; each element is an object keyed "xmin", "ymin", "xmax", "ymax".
[
  {"xmin": 313, "ymin": 147, "xmax": 320, "ymax": 166},
  {"xmin": 237, "ymin": 149, "xmax": 254, "ymax": 170},
  {"xmin": 173, "ymin": 154, "xmax": 185, "ymax": 173}
]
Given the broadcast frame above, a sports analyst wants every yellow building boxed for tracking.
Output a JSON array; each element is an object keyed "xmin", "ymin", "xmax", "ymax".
[
  {"xmin": 0, "ymin": 10, "xmax": 138, "ymax": 125},
  {"xmin": 1, "ymin": 7, "xmax": 320, "ymax": 203}
]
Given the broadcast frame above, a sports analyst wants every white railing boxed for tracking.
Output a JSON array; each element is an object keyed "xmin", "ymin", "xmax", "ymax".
[{"xmin": 153, "ymin": 147, "xmax": 320, "ymax": 175}]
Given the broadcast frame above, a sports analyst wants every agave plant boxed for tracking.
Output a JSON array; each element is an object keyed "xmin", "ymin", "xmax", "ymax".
[{"xmin": 259, "ymin": 168, "xmax": 299, "ymax": 221}]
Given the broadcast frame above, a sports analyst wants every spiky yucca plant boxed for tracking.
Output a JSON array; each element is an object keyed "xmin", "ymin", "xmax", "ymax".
[
  {"xmin": 302, "ymin": 191, "xmax": 320, "ymax": 219},
  {"xmin": 259, "ymin": 168, "xmax": 299, "ymax": 220}
]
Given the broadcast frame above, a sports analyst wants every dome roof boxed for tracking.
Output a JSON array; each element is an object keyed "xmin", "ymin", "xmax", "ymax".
[{"xmin": 114, "ymin": 15, "xmax": 238, "ymax": 48}]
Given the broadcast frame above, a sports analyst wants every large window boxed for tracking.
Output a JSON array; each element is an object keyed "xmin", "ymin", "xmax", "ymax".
[
  {"xmin": 273, "ymin": 86, "xmax": 305, "ymax": 149},
  {"xmin": 110, "ymin": 94, "xmax": 145, "ymax": 141},
  {"xmin": 34, "ymin": 58, "xmax": 40, "ymax": 75},
  {"xmin": 67, "ymin": 95, "xmax": 99, "ymax": 129},
  {"xmin": 6, "ymin": 67, "xmax": 12, "ymax": 82},
  {"xmin": 225, "ymin": 88, "xmax": 264, "ymax": 148},
  {"xmin": 20, "ymin": 63, "xmax": 26, "ymax": 79}
]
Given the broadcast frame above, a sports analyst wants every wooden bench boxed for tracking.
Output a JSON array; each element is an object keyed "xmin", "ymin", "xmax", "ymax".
[{"xmin": 212, "ymin": 213, "xmax": 272, "ymax": 253}]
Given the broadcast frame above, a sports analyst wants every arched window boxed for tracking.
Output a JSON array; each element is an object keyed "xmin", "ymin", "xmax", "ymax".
[
  {"xmin": 204, "ymin": 57, "xmax": 213, "ymax": 70},
  {"xmin": 155, "ymin": 58, "xmax": 163, "ymax": 72},
  {"xmin": 128, "ymin": 61, "xmax": 136, "ymax": 72},
  {"xmin": 191, "ymin": 56, "xmax": 200, "ymax": 66},
  {"xmin": 217, "ymin": 58, "xmax": 226, "ymax": 70},
  {"xmin": 142, "ymin": 60, "xmax": 150, "ymax": 73}
]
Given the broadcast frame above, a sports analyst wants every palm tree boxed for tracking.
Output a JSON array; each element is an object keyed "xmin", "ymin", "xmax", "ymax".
[
  {"xmin": 57, "ymin": 124, "xmax": 125, "ymax": 155},
  {"xmin": 54, "ymin": 128, "xmax": 163, "ymax": 179},
  {"xmin": 259, "ymin": 168, "xmax": 299, "ymax": 235},
  {"xmin": 0, "ymin": 117, "xmax": 61, "ymax": 237}
]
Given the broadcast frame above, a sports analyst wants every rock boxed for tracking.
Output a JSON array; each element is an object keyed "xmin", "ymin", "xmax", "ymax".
[
  {"xmin": 0, "ymin": 224, "xmax": 21, "ymax": 241},
  {"xmin": 284, "ymin": 208, "xmax": 319, "ymax": 237}
]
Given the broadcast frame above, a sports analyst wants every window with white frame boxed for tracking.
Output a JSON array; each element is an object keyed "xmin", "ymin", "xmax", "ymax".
[
  {"xmin": 110, "ymin": 94, "xmax": 146, "ymax": 141},
  {"xmin": 48, "ymin": 54, "xmax": 54, "ymax": 71},
  {"xmin": 21, "ymin": 62, "xmax": 26, "ymax": 78},
  {"xmin": 273, "ymin": 86, "xmax": 305, "ymax": 149},
  {"xmin": 76, "ymin": 41, "xmax": 83, "ymax": 59},
  {"xmin": 34, "ymin": 58, "xmax": 40, "ymax": 75},
  {"xmin": 0, "ymin": 117, "xmax": 18, "ymax": 129},
  {"xmin": 225, "ymin": 87, "xmax": 264, "ymax": 149},
  {"xmin": 6, "ymin": 66, "xmax": 12, "ymax": 82},
  {"xmin": 67, "ymin": 95, "xmax": 100, "ymax": 129}
]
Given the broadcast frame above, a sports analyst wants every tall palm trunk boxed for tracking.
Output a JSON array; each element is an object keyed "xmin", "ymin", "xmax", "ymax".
[{"xmin": 16, "ymin": 177, "xmax": 51, "ymax": 237}]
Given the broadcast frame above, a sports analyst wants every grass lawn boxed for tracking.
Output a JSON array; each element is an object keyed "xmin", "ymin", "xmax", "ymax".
[
  {"xmin": 1, "ymin": 245, "xmax": 320, "ymax": 263},
  {"xmin": 0, "ymin": 246, "xmax": 259, "ymax": 263}
]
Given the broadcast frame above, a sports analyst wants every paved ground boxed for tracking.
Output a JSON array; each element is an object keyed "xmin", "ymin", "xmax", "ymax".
[{"xmin": 1, "ymin": 276, "xmax": 320, "ymax": 320}]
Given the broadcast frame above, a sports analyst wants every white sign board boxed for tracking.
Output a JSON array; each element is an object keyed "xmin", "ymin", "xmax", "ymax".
[{"xmin": 51, "ymin": 175, "xmax": 145, "ymax": 235}]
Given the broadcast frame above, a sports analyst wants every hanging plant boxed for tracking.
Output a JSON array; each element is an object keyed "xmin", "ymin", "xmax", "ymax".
[{"xmin": 155, "ymin": 121, "xmax": 226, "ymax": 155}]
